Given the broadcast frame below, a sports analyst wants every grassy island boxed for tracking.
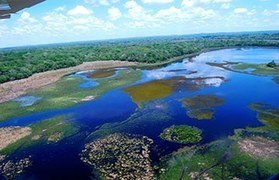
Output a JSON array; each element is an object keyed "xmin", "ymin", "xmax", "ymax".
[{"xmin": 160, "ymin": 125, "xmax": 202, "ymax": 144}]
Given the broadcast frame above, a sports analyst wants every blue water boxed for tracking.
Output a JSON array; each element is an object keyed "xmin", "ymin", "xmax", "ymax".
[
  {"xmin": 1, "ymin": 47, "xmax": 279, "ymax": 179},
  {"xmin": 13, "ymin": 96, "xmax": 42, "ymax": 107}
]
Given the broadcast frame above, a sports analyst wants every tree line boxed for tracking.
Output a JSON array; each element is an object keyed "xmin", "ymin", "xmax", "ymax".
[{"xmin": 0, "ymin": 31, "xmax": 279, "ymax": 83}]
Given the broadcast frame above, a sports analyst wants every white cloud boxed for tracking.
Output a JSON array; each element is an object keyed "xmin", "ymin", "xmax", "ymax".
[
  {"xmin": 182, "ymin": 0, "xmax": 195, "ymax": 7},
  {"xmin": 141, "ymin": 0, "xmax": 174, "ymax": 4},
  {"xmin": 234, "ymin": 8, "xmax": 248, "ymax": 14},
  {"xmin": 67, "ymin": 5, "xmax": 93, "ymax": 16},
  {"xmin": 124, "ymin": 0, "xmax": 216, "ymax": 29},
  {"xmin": 234, "ymin": 8, "xmax": 255, "ymax": 15},
  {"xmin": 85, "ymin": 0, "xmax": 119, "ymax": 6},
  {"xmin": 20, "ymin": 12, "xmax": 37, "ymax": 23},
  {"xmin": 221, "ymin": 3, "xmax": 230, "ymax": 9},
  {"xmin": 182, "ymin": 0, "xmax": 232, "ymax": 7},
  {"xmin": 108, "ymin": 7, "xmax": 122, "ymax": 21},
  {"xmin": 54, "ymin": 7, "xmax": 65, "ymax": 12}
]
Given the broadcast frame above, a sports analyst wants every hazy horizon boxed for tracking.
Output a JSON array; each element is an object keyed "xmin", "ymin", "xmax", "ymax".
[{"xmin": 1, "ymin": 0, "xmax": 279, "ymax": 48}]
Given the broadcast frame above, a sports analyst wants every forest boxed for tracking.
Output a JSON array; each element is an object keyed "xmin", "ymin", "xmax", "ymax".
[{"xmin": 0, "ymin": 31, "xmax": 279, "ymax": 83}]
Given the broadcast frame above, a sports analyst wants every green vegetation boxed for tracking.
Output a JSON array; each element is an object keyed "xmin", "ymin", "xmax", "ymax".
[
  {"xmin": 88, "ymin": 69, "xmax": 116, "ymax": 79},
  {"xmin": 180, "ymin": 94, "xmax": 224, "ymax": 120},
  {"xmin": 0, "ymin": 115, "xmax": 79, "ymax": 155},
  {"xmin": 1, "ymin": 32, "xmax": 279, "ymax": 83},
  {"xmin": 159, "ymin": 138, "xmax": 279, "ymax": 179},
  {"xmin": 160, "ymin": 125, "xmax": 202, "ymax": 144},
  {"xmin": 0, "ymin": 69, "xmax": 141, "ymax": 121},
  {"xmin": 250, "ymin": 103, "xmax": 279, "ymax": 131},
  {"xmin": 124, "ymin": 80, "xmax": 173, "ymax": 107},
  {"xmin": 232, "ymin": 63, "xmax": 279, "ymax": 75}
]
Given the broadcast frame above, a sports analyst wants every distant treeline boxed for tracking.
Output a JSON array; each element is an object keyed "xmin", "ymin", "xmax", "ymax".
[{"xmin": 1, "ymin": 31, "xmax": 279, "ymax": 83}]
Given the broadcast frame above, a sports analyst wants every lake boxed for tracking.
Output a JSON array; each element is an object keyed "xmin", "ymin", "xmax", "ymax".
[{"xmin": 0, "ymin": 47, "xmax": 278, "ymax": 179}]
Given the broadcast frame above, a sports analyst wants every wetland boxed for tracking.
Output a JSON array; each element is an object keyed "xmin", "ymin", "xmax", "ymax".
[{"xmin": 0, "ymin": 47, "xmax": 278, "ymax": 179}]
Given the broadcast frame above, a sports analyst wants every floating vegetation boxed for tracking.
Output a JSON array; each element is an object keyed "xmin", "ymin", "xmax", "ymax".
[
  {"xmin": 250, "ymin": 103, "xmax": 279, "ymax": 131},
  {"xmin": 274, "ymin": 77, "xmax": 279, "ymax": 84},
  {"xmin": 0, "ymin": 115, "xmax": 79, "ymax": 155},
  {"xmin": 0, "ymin": 69, "xmax": 141, "ymax": 121},
  {"xmin": 180, "ymin": 94, "xmax": 224, "ymax": 120},
  {"xmin": 124, "ymin": 80, "xmax": 173, "ymax": 107},
  {"xmin": 0, "ymin": 156, "xmax": 32, "ymax": 179},
  {"xmin": 88, "ymin": 102, "xmax": 172, "ymax": 139},
  {"xmin": 160, "ymin": 125, "xmax": 202, "ymax": 144},
  {"xmin": 80, "ymin": 133, "xmax": 154, "ymax": 179},
  {"xmin": 88, "ymin": 69, "xmax": 116, "ymax": 79}
]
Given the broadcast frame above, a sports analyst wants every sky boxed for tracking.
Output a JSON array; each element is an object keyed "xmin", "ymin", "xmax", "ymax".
[{"xmin": 0, "ymin": 0, "xmax": 279, "ymax": 48}]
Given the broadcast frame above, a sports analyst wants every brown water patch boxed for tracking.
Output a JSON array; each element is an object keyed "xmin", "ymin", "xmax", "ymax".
[
  {"xmin": 180, "ymin": 94, "xmax": 224, "ymax": 120},
  {"xmin": 187, "ymin": 109, "xmax": 214, "ymax": 120},
  {"xmin": 182, "ymin": 94, "xmax": 224, "ymax": 108},
  {"xmin": 88, "ymin": 69, "xmax": 116, "ymax": 79}
]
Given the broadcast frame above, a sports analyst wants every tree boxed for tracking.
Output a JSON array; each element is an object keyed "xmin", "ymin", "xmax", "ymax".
[{"xmin": 266, "ymin": 60, "xmax": 277, "ymax": 68}]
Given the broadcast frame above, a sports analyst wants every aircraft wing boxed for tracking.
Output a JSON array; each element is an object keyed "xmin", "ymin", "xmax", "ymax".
[{"xmin": 0, "ymin": 0, "xmax": 45, "ymax": 19}]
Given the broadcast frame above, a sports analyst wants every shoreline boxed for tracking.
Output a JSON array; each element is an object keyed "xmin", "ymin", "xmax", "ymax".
[
  {"xmin": 137, "ymin": 46, "xmax": 279, "ymax": 68},
  {"xmin": 0, "ymin": 61, "xmax": 137, "ymax": 103},
  {"xmin": 0, "ymin": 46, "xmax": 277, "ymax": 104}
]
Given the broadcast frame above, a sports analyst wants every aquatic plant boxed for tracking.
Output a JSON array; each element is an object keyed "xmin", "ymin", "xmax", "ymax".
[
  {"xmin": 88, "ymin": 103, "xmax": 172, "ymax": 139},
  {"xmin": 0, "ymin": 156, "xmax": 32, "ymax": 179},
  {"xmin": 80, "ymin": 133, "xmax": 154, "ymax": 179},
  {"xmin": 180, "ymin": 94, "xmax": 224, "ymax": 120},
  {"xmin": 160, "ymin": 125, "xmax": 202, "ymax": 144}
]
